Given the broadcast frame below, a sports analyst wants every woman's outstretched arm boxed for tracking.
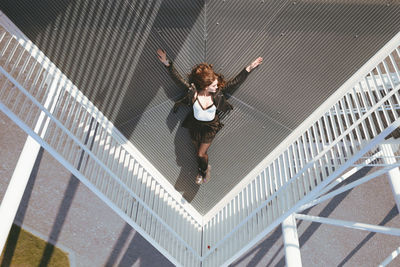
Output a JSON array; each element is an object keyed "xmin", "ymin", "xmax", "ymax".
[
  {"xmin": 157, "ymin": 49, "xmax": 190, "ymax": 90},
  {"xmin": 223, "ymin": 57, "xmax": 263, "ymax": 96}
]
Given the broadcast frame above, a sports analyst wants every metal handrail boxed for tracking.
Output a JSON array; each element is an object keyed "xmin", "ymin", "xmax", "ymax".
[
  {"xmin": 204, "ymin": 32, "xmax": 400, "ymax": 223},
  {"xmin": 0, "ymin": 10, "xmax": 202, "ymax": 224},
  {"xmin": 0, "ymin": 65, "xmax": 200, "ymax": 259},
  {"xmin": 0, "ymin": 22, "xmax": 202, "ymax": 265},
  {"xmin": 202, "ymin": 36, "xmax": 400, "ymax": 265},
  {"xmin": 2, "ymin": 10, "xmax": 400, "ymax": 266},
  {"xmin": 202, "ymin": 81, "xmax": 400, "ymax": 259}
]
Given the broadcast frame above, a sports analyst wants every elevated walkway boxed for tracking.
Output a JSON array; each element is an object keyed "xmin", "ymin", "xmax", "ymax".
[
  {"xmin": 2, "ymin": 2, "xmax": 400, "ymax": 266},
  {"xmin": 2, "ymin": 0, "xmax": 400, "ymax": 214}
]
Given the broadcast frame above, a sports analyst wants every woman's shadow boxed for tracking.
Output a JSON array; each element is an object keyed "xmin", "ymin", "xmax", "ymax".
[{"xmin": 166, "ymin": 104, "xmax": 200, "ymax": 203}]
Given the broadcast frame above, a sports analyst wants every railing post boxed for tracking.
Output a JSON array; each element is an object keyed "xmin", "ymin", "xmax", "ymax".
[
  {"xmin": 0, "ymin": 71, "xmax": 62, "ymax": 253},
  {"xmin": 0, "ymin": 136, "xmax": 41, "ymax": 252},
  {"xmin": 381, "ymin": 143, "xmax": 400, "ymax": 213},
  {"xmin": 282, "ymin": 213, "xmax": 302, "ymax": 267}
]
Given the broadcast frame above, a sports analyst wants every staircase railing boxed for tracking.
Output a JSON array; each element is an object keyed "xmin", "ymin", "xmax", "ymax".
[
  {"xmin": 2, "ymin": 10, "xmax": 400, "ymax": 266},
  {"xmin": 201, "ymin": 35, "xmax": 400, "ymax": 266},
  {"xmin": 0, "ymin": 21, "xmax": 202, "ymax": 266}
]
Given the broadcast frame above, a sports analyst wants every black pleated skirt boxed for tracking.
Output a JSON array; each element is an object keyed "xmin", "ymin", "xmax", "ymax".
[{"xmin": 182, "ymin": 111, "xmax": 223, "ymax": 143}]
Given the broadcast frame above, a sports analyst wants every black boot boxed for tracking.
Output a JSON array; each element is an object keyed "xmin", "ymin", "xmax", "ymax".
[
  {"xmin": 197, "ymin": 156, "xmax": 208, "ymax": 175},
  {"xmin": 196, "ymin": 156, "xmax": 208, "ymax": 185},
  {"xmin": 195, "ymin": 170, "xmax": 204, "ymax": 185}
]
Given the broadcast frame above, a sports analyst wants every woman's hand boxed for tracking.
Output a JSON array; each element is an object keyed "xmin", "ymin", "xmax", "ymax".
[
  {"xmin": 246, "ymin": 57, "xmax": 263, "ymax": 72},
  {"xmin": 157, "ymin": 49, "xmax": 170, "ymax": 66}
]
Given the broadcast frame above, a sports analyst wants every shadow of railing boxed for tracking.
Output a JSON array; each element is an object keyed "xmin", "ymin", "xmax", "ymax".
[
  {"xmin": 118, "ymin": 231, "xmax": 174, "ymax": 267},
  {"xmin": 105, "ymin": 223, "xmax": 132, "ymax": 267},
  {"xmin": 1, "ymin": 0, "xmax": 206, "ymax": 204},
  {"xmin": 338, "ymin": 205, "xmax": 398, "ymax": 267},
  {"xmin": 38, "ymin": 118, "xmax": 97, "ymax": 266},
  {"xmin": 105, "ymin": 223, "xmax": 174, "ymax": 267},
  {"xmin": 230, "ymin": 166, "xmax": 375, "ymax": 266},
  {"xmin": 229, "ymin": 227, "xmax": 283, "ymax": 267}
]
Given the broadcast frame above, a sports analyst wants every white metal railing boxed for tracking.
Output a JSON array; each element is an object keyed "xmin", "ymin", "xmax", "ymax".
[
  {"xmin": 2, "ymin": 9, "xmax": 400, "ymax": 266},
  {"xmin": 295, "ymin": 213, "xmax": 400, "ymax": 236},
  {"xmin": 201, "ymin": 37, "xmax": 400, "ymax": 265},
  {"xmin": 0, "ymin": 22, "xmax": 202, "ymax": 266}
]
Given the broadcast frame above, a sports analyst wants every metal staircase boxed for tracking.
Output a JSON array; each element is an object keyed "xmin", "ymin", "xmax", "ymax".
[
  {"xmin": 201, "ymin": 47, "xmax": 400, "ymax": 266},
  {"xmin": 0, "ymin": 23, "xmax": 202, "ymax": 266},
  {"xmin": 1, "ymin": 14, "xmax": 400, "ymax": 266}
]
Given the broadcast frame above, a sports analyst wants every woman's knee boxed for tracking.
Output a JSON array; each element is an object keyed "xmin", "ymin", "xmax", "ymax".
[{"xmin": 197, "ymin": 151, "xmax": 207, "ymax": 158}]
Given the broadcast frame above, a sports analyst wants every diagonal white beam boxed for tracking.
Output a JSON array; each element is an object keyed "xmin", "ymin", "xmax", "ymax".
[
  {"xmin": 219, "ymin": 118, "xmax": 400, "ymax": 266},
  {"xmin": 378, "ymin": 247, "xmax": 400, "ymax": 267},
  {"xmin": 295, "ymin": 214, "xmax": 400, "ymax": 236},
  {"xmin": 298, "ymin": 166, "xmax": 398, "ymax": 212},
  {"xmin": 315, "ymin": 149, "xmax": 384, "ymax": 198}
]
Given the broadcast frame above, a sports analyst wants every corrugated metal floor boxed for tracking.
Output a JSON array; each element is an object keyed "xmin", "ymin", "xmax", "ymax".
[{"xmin": 2, "ymin": 0, "xmax": 400, "ymax": 214}]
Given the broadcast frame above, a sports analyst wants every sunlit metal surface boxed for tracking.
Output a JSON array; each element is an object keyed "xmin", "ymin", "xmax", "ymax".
[{"xmin": 2, "ymin": 0, "xmax": 400, "ymax": 214}]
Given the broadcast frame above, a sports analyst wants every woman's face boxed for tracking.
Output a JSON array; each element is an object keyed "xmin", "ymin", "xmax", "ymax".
[{"xmin": 207, "ymin": 79, "xmax": 218, "ymax": 93}]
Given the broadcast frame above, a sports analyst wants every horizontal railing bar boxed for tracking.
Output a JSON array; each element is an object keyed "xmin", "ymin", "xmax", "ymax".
[
  {"xmin": 3, "ymin": 11, "xmax": 400, "ymax": 265},
  {"xmin": 297, "ymin": 166, "xmax": 397, "ymax": 212},
  {"xmin": 316, "ymin": 150, "xmax": 381, "ymax": 196},
  {"xmin": 0, "ymin": 67, "xmax": 201, "ymax": 259},
  {"xmin": 0, "ymin": 101, "xmax": 183, "ymax": 267},
  {"xmin": 219, "ymin": 119, "xmax": 400, "ymax": 266},
  {"xmin": 209, "ymin": 84, "xmax": 400, "ymax": 256},
  {"xmin": 378, "ymin": 247, "xmax": 400, "ymax": 267},
  {"xmin": 0, "ymin": 15, "xmax": 203, "ymax": 225},
  {"xmin": 350, "ymin": 163, "xmax": 400, "ymax": 167},
  {"xmin": 204, "ymin": 32, "xmax": 400, "ymax": 223},
  {"xmin": 60, "ymin": 68, "xmax": 203, "ymax": 225},
  {"xmin": 278, "ymin": 81, "xmax": 400, "ymax": 187},
  {"xmin": 327, "ymin": 104, "xmax": 400, "ymax": 117},
  {"xmin": 295, "ymin": 213, "xmax": 400, "ymax": 236}
]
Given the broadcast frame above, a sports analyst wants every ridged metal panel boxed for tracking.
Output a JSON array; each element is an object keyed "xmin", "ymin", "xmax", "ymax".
[
  {"xmin": 207, "ymin": 0, "xmax": 400, "ymax": 129},
  {"xmin": 2, "ymin": 0, "xmax": 400, "ymax": 214},
  {"xmin": 0, "ymin": 0, "xmax": 206, "ymax": 124}
]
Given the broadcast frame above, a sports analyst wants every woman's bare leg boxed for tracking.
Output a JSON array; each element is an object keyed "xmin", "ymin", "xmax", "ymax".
[
  {"xmin": 197, "ymin": 142, "xmax": 211, "ymax": 175},
  {"xmin": 192, "ymin": 140, "xmax": 204, "ymax": 184}
]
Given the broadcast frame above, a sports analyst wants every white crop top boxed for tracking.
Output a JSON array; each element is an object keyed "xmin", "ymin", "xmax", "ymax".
[{"xmin": 193, "ymin": 99, "xmax": 216, "ymax": 121}]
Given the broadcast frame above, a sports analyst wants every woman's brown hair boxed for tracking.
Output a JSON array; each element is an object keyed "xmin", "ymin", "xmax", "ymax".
[{"xmin": 188, "ymin": 63, "xmax": 226, "ymax": 91}]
